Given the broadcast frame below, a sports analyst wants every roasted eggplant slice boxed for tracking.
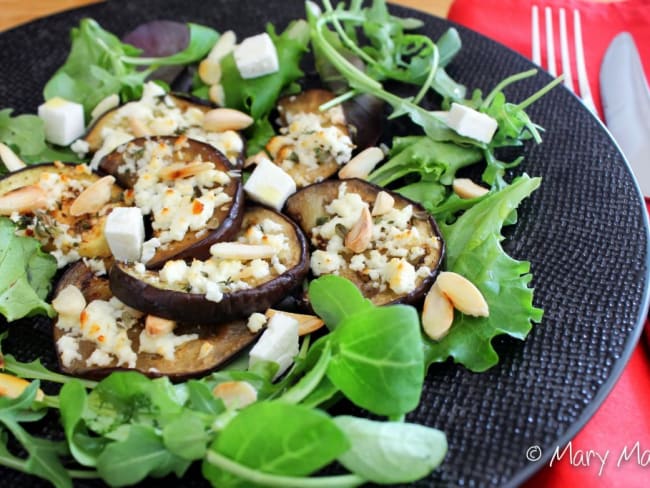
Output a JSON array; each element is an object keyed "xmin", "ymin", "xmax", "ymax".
[
  {"xmin": 52, "ymin": 262, "xmax": 257, "ymax": 380},
  {"xmin": 99, "ymin": 136, "xmax": 244, "ymax": 268},
  {"xmin": 84, "ymin": 85, "xmax": 245, "ymax": 167},
  {"xmin": 285, "ymin": 178, "xmax": 444, "ymax": 306},
  {"xmin": 0, "ymin": 163, "xmax": 124, "ymax": 267},
  {"xmin": 265, "ymin": 89, "xmax": 355, "ymax": 188},
  {"xmin": 109, "ymin": 206, "xmax": 309, "ymax": 324}
]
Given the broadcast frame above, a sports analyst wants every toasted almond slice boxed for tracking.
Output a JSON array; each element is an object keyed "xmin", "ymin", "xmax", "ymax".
[
  {"xmin": 435, "ymin": 271, "xmax": 489, "ymax": 317},
  {"xmin": 276, "ymin": 145, "xmax": 296, "ymax": 163},
  {"xmin": 210, "ymin": 242, "xmax": 277, "ymax": 260},
  {"xmin": 52, "ymin": 284, "xmax": 86, "ymax": 319},
  {"xmin": 0, "ymin": 142, "xmax": 26, "ymax": 172},
  {"xmin": 244, "ymin": 151, "xmax": 272, "ymax": 168},
  {"xmin": 90, "ymin": 93, "xmax": 120, "ymax": 125},
  {"xmin": 128, "ymin": 116, "xmax": 151, "ymax": 137},
  {"xmin": 145, "ymin": 315, "xmax": 176, "ymax": 336},
  {"xmin": 198, "ymin": 58, "xmax": 223, "ymax": 85},
  {"xmin": 0, "ymin": 184, "xmax": 48, "ymax": 215},
  {"xmin": 265, "ymin": 135, "xmax": 293, "ymax": 159},
  {"xmin": 338, "ymin": 146, "xmax": 384, "ymax": 180},
  {"xmin": 452, "ymin": 178, "xmax": 489, "ymax": 199},
  {"xmin": 213, "ymin": 380, "xmax": 257, "ymax": 410},
  {"xmin": 209, "ymin": 84, "xmax": 226, "ymax": 106},
  {"xmin": 158, "ymin": 161, "xmax": 214, "ymax": 181},
  {"xmin": 345, "ymin": 206, "xmax": 373, "ymax": 253},
  {"xmin": 198, "ymin": 342, "xmax": 215, "ymax": 360},
  {"xmin": 421, "ymin": 283, "xmax": 454, "ymax": 340},
  {"xmin": 371, "ymin": 191, "xmax": 395, "ymax": 216},
  {"xmin": 207, "ymin": 30, "xmax": 237, "ymax": 61},
  {"xmin": 69, "ymin": 175, "xmax": 115, "ymax": 216},
  {"xmin": 265, "ymin": 309, "xmax": 325, "ymax": 336},
  {"xmin": 0, "ymin": 373, "xmax": 45, "ymax": 401},
  {"xmin": 203, "ymin": 108, "xmax": 253, "ymax": 132}
]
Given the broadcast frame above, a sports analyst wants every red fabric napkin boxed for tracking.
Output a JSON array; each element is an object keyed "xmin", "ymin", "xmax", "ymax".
[
  {"xmin": 447, "ymin": 0, "xmax": 650, "ymax": 117},
  {"xmin": 446, "ymin": 1, "xmax": 650, "ymax": 486}
]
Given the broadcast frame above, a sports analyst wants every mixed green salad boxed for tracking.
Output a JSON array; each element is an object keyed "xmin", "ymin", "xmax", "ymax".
[{"xmin": 0, "ymin": 0, "xmax": 558, "ymax": 486}]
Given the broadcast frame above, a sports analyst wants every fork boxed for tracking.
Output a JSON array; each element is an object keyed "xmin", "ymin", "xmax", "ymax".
[{"xmin": 531, "ymin": 5, "xmax": 597, "ymax": 115}]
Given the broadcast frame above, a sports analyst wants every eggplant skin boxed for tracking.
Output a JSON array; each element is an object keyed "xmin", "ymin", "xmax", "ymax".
[
  {"xmin": 285, "ymin": 178, "xmax": 445, "ymax": 307},
  {"xmin": 53, "ymin": 262, "xmax": 258, "ymax": 381},
  {"xmin": 109, "ymin": 206, "xmax": 310, "ymax": 325},
  {"xmin": 99, "ymin": 136, "xmax": 245, "ymax": 269}
]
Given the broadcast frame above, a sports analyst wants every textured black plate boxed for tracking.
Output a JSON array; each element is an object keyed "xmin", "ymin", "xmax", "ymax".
[{"xmin": 1, "ymin": 1, "xmax": 649, "ymax": 487}]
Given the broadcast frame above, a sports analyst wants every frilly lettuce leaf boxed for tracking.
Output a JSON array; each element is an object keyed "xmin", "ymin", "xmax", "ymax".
[
  {"xmin": 0, "ymin": 218, "xmax": 57, "ymax": 321},
  {"xmin": 424, "ymin": 175, "xmax": 544, "ymax": 372}
]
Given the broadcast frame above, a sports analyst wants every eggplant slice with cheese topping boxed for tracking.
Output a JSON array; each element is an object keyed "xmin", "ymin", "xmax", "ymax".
[
  {"xmin": 285, "ymin": 178, "xmax": 445, "ymax": 306},
  {"xmin": 264, "ymin": 89, "xmax": 355, "ymax": 188},
  {"xmin": 52, "ymin": 262, "xmax": 257, "ymax": 380},
  {"xmin": 0, "ymin": 162, "xmax": 124, "ymax": 268},
  {"xmin": 84, "ymin": 86, "xmax": 245, "ymax": 168},
  {"xmin": 109, "ymin": 206, "xmax": 309, "ymax": 324},
  {"xmin": 99, "ymin": 136, "xmax": 244, "ymax": 268}
]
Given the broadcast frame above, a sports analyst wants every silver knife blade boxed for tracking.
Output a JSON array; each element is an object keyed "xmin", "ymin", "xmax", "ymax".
[{"xmin": 600, "ymin": 32, "xmax": 650, "ymax": 197}]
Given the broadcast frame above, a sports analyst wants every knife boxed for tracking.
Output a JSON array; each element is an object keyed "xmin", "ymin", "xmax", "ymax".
[{"xmin": 600, "ymin": 32, "xmax": 650, "ymax": 197}]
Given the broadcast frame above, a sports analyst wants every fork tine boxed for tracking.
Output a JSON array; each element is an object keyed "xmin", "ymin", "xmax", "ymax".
[
  {"xmin": 531, "ymin": 6, "xmax": 541, "ymax": 65},
  {"xmin": 544, "ymin": 7, "xmax": 557, "ymax": 76},
  {"xmin": 573, "ymin": 9, "xmax": 597, "ymax": 114},
  {"xmin": 558, "ymin": 8, "xmax": 575, "ymax": 92}
]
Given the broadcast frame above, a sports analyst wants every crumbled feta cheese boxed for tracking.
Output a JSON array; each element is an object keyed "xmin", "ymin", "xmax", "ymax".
[
  {"xmin": 104, "ymin": 207, "xmax": 145, "ymax": 262},
  {"xmin": 233, "ymin": 33, "xmax": 279, "ymax": 79},
  {"xmin": 247, "ymin": 312, "xmax": 268, "ymax": 333},
  {"xmin": 447, "ymin": 102, "xmax": 498, "ymax": 144},
  {"xmin": 249, "ymin": 312, "xmax": 299, "ymax": 380},
  {"xmin": 56, "ymin": 335, "xmax": 82, "ymax": 367},
  {"xmin": 38, "ymin": 97, "xmax": 85, "ymax": 146},
  {"xmin": 244, "ymin": 159, "xmax": 296, "ymax": 211}
]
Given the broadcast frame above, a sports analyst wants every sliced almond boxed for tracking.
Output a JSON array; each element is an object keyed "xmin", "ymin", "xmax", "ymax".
[
  {"xmin": 69, "ymin": 175, "xmax": 115, "ymax": 216},
  {"xmin": 128, "ymin": 116, "xmax": 151, "ymax": 137},
  {"xmin": 421, "ymin": 283, "xmax": 454, "ymax": 340},
  {"xmin": 52, "ymin": 285, "xmax": 86, "ymax": 319},
  {"xmin": 203, "ymin": 108, "xmax": 253, "ymax": 132},
  {"xmin": 371, "ymin": 191, "xmax": 395, "ymax": 216},
  {"xmin": 265, "ymin": 309, "xmax": 325, "ymax": 336},
  {"xmin": 209, "ymin": 84, "xmax": 226, "ymax": 106},
  {"xmin": 158, "ymin": 161, "xmax": 214, "ymax": 181},
  {"xmin": 90, "ymin": 93, "xmax": 120, "ymax": 125},
  {"xmin": 144, "ymin": 315, "xmax": 177, "ymax": 336},
  {"xmin": 0, "ymin": 184, "xmax": 48, "ymax": 215},
  {"xmin": 0, "ymin": 373, "xmax": 44, "ymax": 401},
  {"xmin": 435, "ymin": 271, "xmax": 489, "ymax": 317},
  {"xmin": 207, "ymin": 30, "xmax": 237, "ymax": 61},
  {"xmin": 344, "ymin": 206, "xmax": 373, "ymax": 253},
  {"xmin": 210, "ymin": 242, "xmax": 277, "ymax": 260},
  {"xmin": 0, "ymin": 142, "xmax": 26, "ymax": 172},
  {"xmin": 338, "ymin": 146, "xmax": 384, "ymax": 180},
  {"xmin": 265, "ymin": 135, "xmax": 293, "ymax": 159},
  {"xmin": 244, "ymin": 151, "xmax": 272, "ymax": 168},
  {"xmin": 198, "ymin": 58, "xmax": 223, "ymax": 85},
  {"xmin": 452, "ymin": 178, "xmax": 489, "ymax": 199},
  {"xmin": 198, "ymin": 342, "xmax": 215, "ymax": 360},
  {"xmin": 275, "ymin": 145, "xmax": 297, "ymax": 164},
  {"xmin": 213, "ymin": 380, "xmax": 257, "ymax": 410}
]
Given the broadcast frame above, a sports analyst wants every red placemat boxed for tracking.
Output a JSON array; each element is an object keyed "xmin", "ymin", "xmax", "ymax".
[{"xmin": 447, "ymin": 1, "xmax": 650, "ymax": 486}]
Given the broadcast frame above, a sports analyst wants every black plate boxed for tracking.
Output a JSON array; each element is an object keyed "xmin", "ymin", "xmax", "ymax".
[{"xmin": 1, "ymin": 0, "xmax": 649, "ymax": 487}]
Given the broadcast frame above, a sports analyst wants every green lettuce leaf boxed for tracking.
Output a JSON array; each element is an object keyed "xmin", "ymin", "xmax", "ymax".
[
  {"xmin": 0, "ymin": 218, "xmax": 57, "ymax": 321},
  {"xmin": 424, "ymin": 175, "xmax": 544, "ymax": 372}
]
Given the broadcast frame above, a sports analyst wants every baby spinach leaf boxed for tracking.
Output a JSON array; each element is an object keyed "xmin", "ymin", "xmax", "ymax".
[
  {"xmin": 334, "ymin": 416, "xmax": 447, "ymax": 483},
  {"xmin": 327, "ymin": 305, "xmax": 424, "ymax": 416},
  {"xmin": 203, "ymin": 401, "xmax": 348, "ymax": 486},
  {"xmin": 96, "ymin": 424, "xmax": 190, "ymax": 486},
  {"xmin": 0, "ymin": 218, "xmax": 56, "ymax": 321},
  {"xmin": 424, "ymin": 175, "xmax": 544, "ymax": 371},
  {"xmin": 308, "ymin": 275, "xmax": 373, "ymax": 330}
]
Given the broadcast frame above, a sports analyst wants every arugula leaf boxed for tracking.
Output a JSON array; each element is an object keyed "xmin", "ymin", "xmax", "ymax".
[
  {"xmin": 203, "ymin": 401, "xmax": 348, "ymax": 487},
  {"xmin": 0, "ymin": 109, "xmax": 82, "ymax": 168},
  {"xmin": 424, "ymin": 175, "xmax": 544, "ymax": 371},
  {"xmin": 308, "ymin": 274, "xmax": 372, "ymax": 330},
  {"xmin": 44, "ymin": 19, "xmax": 218, "ymax": 118},
  {"xmin": 0, "ymin": 218, "xmax": 57, "ymax": 321},
  {"xmin": 327, "ymin": 304, "xmax": 424, "ymax": 416},
  {"xmin": 162, "ymin": 413, "xmax": 210, "ymax": 461},
  {"xmin": 334, "ymin": 416, "xmax": 447, "ymax": 483}
]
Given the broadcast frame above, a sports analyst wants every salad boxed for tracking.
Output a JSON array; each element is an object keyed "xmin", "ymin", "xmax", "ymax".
[{"xmin": 0, "ymin": 1, "xmax": 558, "ymax": 486}]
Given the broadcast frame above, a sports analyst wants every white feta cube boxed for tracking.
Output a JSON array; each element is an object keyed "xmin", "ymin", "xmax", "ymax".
[
  {"xmin": 233, "ymin": 33, "xmax": 279, "ymax": 79},
  {"xmin": 38, "ymin": 97, "xmax": 85, "ymax": 146},
  {"xmin": 249, "ymin": 312, "xmax": 299, "ymax": 380},
  {"xmin": 104, "ymin": 207, "xmax": 145, "ymax": 262},
  {"xmin": 244, "ymin": 158, "xmax": 296, "ymax": 211},
  {"xmin": 447, "ymin": 102, "xmax": 498, "ymax": 144}
]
